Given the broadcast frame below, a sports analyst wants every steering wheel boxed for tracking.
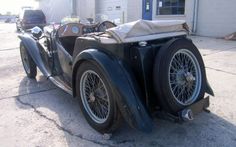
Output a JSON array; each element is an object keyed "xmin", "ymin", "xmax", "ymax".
[{"xmin": 98, "ymin": 21, "xmax": 116, "ymax": 32}]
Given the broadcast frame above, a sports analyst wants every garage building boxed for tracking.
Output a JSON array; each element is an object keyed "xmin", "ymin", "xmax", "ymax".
[{"xmin": 38, "ymin": 0, "xmax": 236, "ymax": 37}]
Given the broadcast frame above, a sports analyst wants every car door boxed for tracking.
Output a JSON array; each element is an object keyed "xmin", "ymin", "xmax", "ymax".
[
  {"xmin": 51, "ymin": 24, "xmax": 81, "ymax": 87},
  {"xmin": 37, "ymin": 36, "xmax": 54, "ymax": 75},
  {"xmin": 48, "ymin": 27, "xmax": 73, "ymax": 87},
  {"xmin": 55, "ymin": 40, "xmax": 73, "ymax": 85}
]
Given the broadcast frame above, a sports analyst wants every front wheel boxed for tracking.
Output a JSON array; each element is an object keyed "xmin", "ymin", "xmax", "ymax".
[
  {"xmin": 153, "ymin": 38, "xmax": 207, "ymax": 113},
  {"xmin": 20, "ymin": 42, "xmax": 37, "ymax": 78},
  {"xmin": 76, "ymin": 61, "xmax": 122, "ymax": 133}
]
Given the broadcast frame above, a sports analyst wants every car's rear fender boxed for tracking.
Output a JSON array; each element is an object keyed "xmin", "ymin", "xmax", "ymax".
[
  {"xmin": 72, "ymin": 49, "xmax": 152, "ymax": 133},
  {"xmin": 18, "ymin": 33, "xmax": 50, "ymax": 77},
  {"xmin": 206, "ymin": 80, "xmax": 214, "ymax": 96},
  {"xmin": 187, "ymin": 38, "xmax": 214, "ymax": 97}
]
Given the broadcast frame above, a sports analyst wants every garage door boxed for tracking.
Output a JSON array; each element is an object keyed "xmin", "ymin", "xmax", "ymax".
[
  {"xmin": 95, "ymin": 0, "xmax": 125, "ymax": 23},
  {"xmin": 197, "ymin": 0, "xmax": 236, "ymax": 37}
]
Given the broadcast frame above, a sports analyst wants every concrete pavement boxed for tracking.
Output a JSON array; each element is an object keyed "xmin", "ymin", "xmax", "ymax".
[{"xmin": 0, "ymin": 23, "xmax": 236, "ymax": 147}]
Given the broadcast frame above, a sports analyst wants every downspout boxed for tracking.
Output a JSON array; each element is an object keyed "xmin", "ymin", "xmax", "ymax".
[
  {"xmin": 192, "ymin": 0, "xmax": 199, "ymax": 34},
  {"xmin": 71, "ymin": 0, "xmax": 77, "ymax": 16}
]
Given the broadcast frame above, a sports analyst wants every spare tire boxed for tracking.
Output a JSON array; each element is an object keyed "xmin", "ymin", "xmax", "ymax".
[{"xmin": 153, "ymin": 38, "xmax": 206, "ymax": 114}]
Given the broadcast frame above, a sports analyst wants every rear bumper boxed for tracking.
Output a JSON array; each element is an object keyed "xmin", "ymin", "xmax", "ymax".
[
  {"xmin": 179, "ymin": 96, "xmax": 210, "ymax": 121},
  {"xmin": 186, "ymin": 96, "xmax": 209, "ymax": 115},
  {"xmin": 155, "ymin": 96, "xmax": 210, "ymax": 122}
]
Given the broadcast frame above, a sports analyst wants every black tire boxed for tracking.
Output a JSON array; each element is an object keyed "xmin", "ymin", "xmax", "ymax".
[
  {"xmin": 20, "ymin": 42, "xmax": 37, "ymax": 79},
  {"xmin": 76, "ymin": 61, "xmax": 122, "ymax": 133},
  {"xmin": 153, "ymin": 38, "xmax": 206, "ymax": 114}
]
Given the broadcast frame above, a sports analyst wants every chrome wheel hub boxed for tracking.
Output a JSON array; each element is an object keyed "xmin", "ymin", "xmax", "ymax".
[
  {"xmin": 185, "ymin": 72, "xmax": 196, "ymax": 83},
  {"xmin": 89, "ymin": 92, "xmax": 96, "ymax": 103}
]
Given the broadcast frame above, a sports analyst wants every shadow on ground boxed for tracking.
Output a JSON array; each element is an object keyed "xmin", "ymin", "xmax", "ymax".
[{"xmin": 15, "ymin": 76, "xmax": 236, "ymax": 147}]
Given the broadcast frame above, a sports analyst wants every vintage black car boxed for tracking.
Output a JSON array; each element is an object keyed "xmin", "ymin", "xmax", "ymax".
[{"xmin": 18, "ymin": 19, "xmax": 214, "ymax": 134}]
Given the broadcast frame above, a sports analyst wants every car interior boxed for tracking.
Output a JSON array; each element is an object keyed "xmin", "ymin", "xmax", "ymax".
[
  {"xmin": 56, "ymin": 22, "xmax": 116, "ymax": 56},
  {"xmin": 56, "ymin": 23, "xmax": 84, "ymax": 56}
]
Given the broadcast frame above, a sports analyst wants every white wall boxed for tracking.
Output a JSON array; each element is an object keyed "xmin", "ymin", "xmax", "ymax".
[
  {"xmin": 77, "ymin": 0, "xmax": 95, "ymax": 20},
  {"xmin": 39, "ymin": 0, "xmax": 95, "ymax": 22},
  {"xmin": 39, "ymin": 0, "xmax": 236, "ymax": 38},
  {"xmin": 95, "ymin": 0, "xmax": 127, "ymax": 23},
  {"xmin": 127, "ymin": 0, "xmax": 142, "ymax": 22},
  {"xmin": 196, "ymin": 0, "xmax": 236, "ymax": 37},
  {"xmin": 38, "ymin": 0, "xmax": 72, "ymax": 23}
]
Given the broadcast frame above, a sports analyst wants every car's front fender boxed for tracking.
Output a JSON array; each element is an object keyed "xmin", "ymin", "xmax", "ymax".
[
  {"xmin": 18, "ymin": 33, "xmax": 50, "ymax": 77},
  {"xmin": 72, "ymin": 49, "xmax": 153, "ymax": 133}
]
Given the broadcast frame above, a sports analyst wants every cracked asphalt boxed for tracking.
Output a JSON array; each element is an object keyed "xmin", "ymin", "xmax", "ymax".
[{"xmin": 0, "ymin": 23, "xmax": 236, "ymax": 147}]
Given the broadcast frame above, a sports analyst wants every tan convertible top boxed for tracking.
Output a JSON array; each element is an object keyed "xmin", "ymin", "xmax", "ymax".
[
  {"xmin": 105, "ymin": 19, "xmax": 189, "ymax": 43},
  {"xmin": 78, "ymin": 20, "xmax": 189, "ymax": 44}
]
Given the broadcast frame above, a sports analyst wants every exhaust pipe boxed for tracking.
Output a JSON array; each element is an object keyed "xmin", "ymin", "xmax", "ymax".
[{"xmin": 180, "ymin": 109, "xmax": 194, "ymax": 121}]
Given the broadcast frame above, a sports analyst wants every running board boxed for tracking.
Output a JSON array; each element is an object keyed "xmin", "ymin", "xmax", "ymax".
[{"xmin": 49, "ymin": 76, "xmax": 73, "ymax": 95}]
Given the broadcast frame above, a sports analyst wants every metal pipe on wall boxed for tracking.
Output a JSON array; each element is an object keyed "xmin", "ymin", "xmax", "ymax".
[
  {"xmin": 71, "ymin": 0, "xmax": 77, "ymax": 16},
  {"xmin": 192, "ymin": 0, "xmax": 199, "ymax": 33}
]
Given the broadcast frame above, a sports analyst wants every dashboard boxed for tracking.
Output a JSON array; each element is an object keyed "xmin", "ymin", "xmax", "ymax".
[
  {"xmin": 82, "ymin": 24, "xmax": 99, "ymax": 34},
  {"xmin": 57, "ymin": 21, "xmax": 116, "ymax": 38},
  {"xmin": 57, "ymin": 23, "xmax": 83, "ymax": 37}
]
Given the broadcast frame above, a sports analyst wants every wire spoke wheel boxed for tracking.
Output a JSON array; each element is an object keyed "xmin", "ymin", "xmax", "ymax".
[
  {"xmin": 80, "ymin": 70, "xmax": 110, "ymax": 124},
  {"xmin": 77, "ymin": 62, "xmax": 122, "ymax": 133},
  {"xmin": 168, "ymin": 49, "xmax": 202, "ymax": 106},
  {"xmin": 154, "ymin": 39, "xmax": 206, "ymax": 113}
]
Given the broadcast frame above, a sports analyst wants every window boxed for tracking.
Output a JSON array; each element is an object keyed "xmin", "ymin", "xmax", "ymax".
[
  {"xmin": 145, "ymin": 0, "xmax": 151, "ymax": 12},
  {"xmin": 157, "ymin": 0, "xmax": 185, "ymax": 15}
]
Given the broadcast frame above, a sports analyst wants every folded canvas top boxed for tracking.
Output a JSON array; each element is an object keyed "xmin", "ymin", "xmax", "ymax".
[{"xmin": 106, "ymin": 19, "xmax": 189, "ymax": 43}]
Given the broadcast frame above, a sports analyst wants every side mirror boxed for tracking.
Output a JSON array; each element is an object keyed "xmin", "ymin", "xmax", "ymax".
[{"xmin": 31, "ymin": 26, "xmax": 43, "ymax": 39}]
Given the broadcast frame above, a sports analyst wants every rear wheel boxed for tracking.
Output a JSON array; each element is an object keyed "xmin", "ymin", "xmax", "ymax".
[
  {"xmin": 153, "ymin": 38, "xmax": 206, "ymax": 113},
  {"xmin": 20, "ymin": 42, "xmax": 37, "ymax": 78},
  {"xmin": 76, "ymin": 61, "xmax": 122, "ymax": 133}
]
